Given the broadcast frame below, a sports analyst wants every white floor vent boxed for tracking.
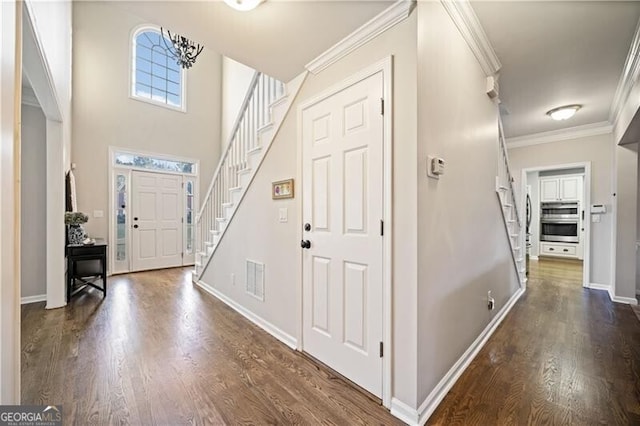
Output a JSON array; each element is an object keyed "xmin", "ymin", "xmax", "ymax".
[{"xmin": 246, "ymin": 260, "xmax": 264, "ymax": 301}]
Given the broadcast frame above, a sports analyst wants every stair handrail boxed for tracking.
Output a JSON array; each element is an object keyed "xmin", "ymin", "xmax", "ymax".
[
  {"xmin": 196, "ymin": 71, "xmax": 262, "ymax": 221},
  {"xmin": 498, "ymin": 119, "xmax": 521, "ymax": 227}
]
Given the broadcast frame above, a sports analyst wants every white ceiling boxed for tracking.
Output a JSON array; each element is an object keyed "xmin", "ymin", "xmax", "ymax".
[
  {"xmin": 112, "ymin": 0, "xmax": 393, "ymax": 82},
  {"xmin": 472, "ymin": 1, "xmax": 640, "ymax": 138}
]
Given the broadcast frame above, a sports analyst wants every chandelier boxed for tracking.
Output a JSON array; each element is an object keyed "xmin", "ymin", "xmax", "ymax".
[{"xmin": 160, "ymin": 27, "xmax": 204, "ymax": 69}]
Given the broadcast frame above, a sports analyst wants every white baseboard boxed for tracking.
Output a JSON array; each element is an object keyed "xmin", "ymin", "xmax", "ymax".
[
  {"xmin": 608, "ymin": 288, "xmax": 638, "ymax": 305},
  {"xmin": 530, "ymin": 255, "xmax": 539, "ymax": 260},
  {"xmin": 21, "ymin": 294, "xmax": 46, "ymax": 304},
  {"xmin": 195, "ymin": 280, "xmax": 298, "ymax": 350},
  {"xmin": 588, "ymin": 283, "xmax": 610, "ymax": 292},
  {"xmin": 394, "ymin": 287, "xmax": 525, "ymax": 426},
  {"xmin": 390, "ymin": 398, "xmax": 419, "ymax": 425}
]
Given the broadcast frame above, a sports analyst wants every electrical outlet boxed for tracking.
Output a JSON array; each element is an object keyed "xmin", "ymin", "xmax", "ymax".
[
  {"xmin": 487, "ymin": 291, "xmax": 495, "ymax": 311},
  {"xmin": 231, "ymin": 273, "xmax": 235, "ymax": 286}
]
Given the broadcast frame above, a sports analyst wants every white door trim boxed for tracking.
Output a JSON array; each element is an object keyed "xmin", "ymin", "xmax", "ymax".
[
  {"xmin": 520, "ymin": 161, "xmax": 592, "ymax": 288},
  {"xmin": 108, "ymin": 146, "xmax": 199, "ymax": 275},
  {"xmin": 296, "ymin": 56, "xmax": 393, "ymax": 408}
]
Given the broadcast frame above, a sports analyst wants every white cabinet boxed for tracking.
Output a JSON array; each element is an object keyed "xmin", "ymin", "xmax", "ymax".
[
  {"xmin": 540, "ymin": 242, "xmax": 578, "ymax": 258},
  {"xmin": 540, "ymin": 179, "xmax": 559, "ymax": 201},
  {"xmin": 560, "ymin": 177, "xmax": 580, "ymax": 200},
  {"xmin": 540, "ymin": 176, "xmax": 581, "ymax": 202}
]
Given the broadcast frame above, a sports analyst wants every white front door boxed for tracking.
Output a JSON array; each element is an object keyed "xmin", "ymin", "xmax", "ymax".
[
  {"xmin": 131, "ymin": 170, "xmax": 183, "ymax": 271},
  {"xmin": 301, "ymin": 72, "xmax": 384, "ymax": 397}
]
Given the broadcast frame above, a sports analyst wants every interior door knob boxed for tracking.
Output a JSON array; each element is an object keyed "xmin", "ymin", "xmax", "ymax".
[
  {"xmin": 133, "ymin": 224, "xmax": 139, "ymax": 229},
  {"xmin": 300, "ymin": 240, "xmax": 311, "ymax": 249}
]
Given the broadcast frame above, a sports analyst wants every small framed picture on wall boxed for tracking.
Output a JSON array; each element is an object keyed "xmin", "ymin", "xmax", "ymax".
[{"xmin": 272, "ymin": 179, "xmax": 294, "ymax": 199}]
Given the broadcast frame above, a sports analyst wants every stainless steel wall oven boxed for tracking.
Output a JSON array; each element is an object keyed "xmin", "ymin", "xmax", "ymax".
[{"xmin": 540, "ymin": 201, "xmax": 580, "ymax": 243}]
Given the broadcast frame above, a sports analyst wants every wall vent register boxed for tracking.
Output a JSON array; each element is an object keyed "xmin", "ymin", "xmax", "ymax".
[{"xmin": 246, "ymin": 259, "xmax": 265, "ymax": 301}]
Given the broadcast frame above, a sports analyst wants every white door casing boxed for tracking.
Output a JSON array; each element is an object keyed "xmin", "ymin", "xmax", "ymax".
[
  {"xmin": 301, "ymin": 71, "xmax": 384, "ymax": 397},
  {"xmin": 131, "ymin": 171, "xmax": 183, "ymax": 271}
]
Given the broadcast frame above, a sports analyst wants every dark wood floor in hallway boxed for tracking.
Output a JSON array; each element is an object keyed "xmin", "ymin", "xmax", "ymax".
[
  {"xmin": 428, "ymin": 258, "xmax": 640, "ymax": 425},
  {"xmin": 21, "ymin": 268, "xmax": 401, "ymax": 425}
]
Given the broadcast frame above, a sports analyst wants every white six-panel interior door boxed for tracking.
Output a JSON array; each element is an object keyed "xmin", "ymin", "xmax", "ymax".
[
  {"xmin": 301, "ymin": 71, "xmax": 384, "ymax": 397},
  {"xmin": 131, "ymin": 170, "xmax": 184, "ymax": 271}
]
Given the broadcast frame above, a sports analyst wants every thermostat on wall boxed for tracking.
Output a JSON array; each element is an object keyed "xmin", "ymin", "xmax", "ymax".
[
  {"xmin": 427, "ymin": 156, "xmax": 445, "ymax": 179},
  {"xmin": 591, "ymin": 204, "xmax": 606, "ymax": 214}
]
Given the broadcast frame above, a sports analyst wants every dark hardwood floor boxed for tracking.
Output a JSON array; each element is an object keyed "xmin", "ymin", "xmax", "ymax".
[
  {"xmin": 22, "ymin": 268, "xmax": 401, "ymax": 425},
  {"xmin": 428, "ymin": 258, "xmax": 640, "ymax": 425}
]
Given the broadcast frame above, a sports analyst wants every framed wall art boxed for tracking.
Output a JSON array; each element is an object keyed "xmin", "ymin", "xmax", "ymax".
[{"xmin": 272, "ymin": 179, "xmax": 294, "ymax": 199}]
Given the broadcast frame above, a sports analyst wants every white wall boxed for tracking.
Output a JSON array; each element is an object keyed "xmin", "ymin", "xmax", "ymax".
[
  {"xmin": 24, "ymin": 0, "xmax": 72, "ymax": 170},
  {"xmin": 221, "ymin": 57, "xmax": 255, "ymax": 150},
  {"xmin": 416, "ymin": 0, "xmax": 520, "ymax": 407},
  {"xmin": 21, "ymin": 103, "xmax": 47, "ymax": 300},
  {"xmin": 613, "ymin": 143, "xmax": 638, "ymax": 300},
  {"xmin": 508, "ymin": 133, "xmax": 614, "ymax": 286},
  {"xmin": 0, "ymin": 0, "xmax": 20, "ymax": 405},
  {"xmin": 200, "ymin": 12, "xmax": 420, "ymax": 409},
  {"xmin": 636, "ymin": 151, "xmax": 640, "ymax": 296},
  {"xmin": 72, "ymin": 2, "xmax": 222, "ymax": 240}
]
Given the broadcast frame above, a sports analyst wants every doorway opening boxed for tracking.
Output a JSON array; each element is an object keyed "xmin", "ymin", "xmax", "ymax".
[{"xmin": 522, "ymin": 163, "xmax": 591, "ymax": 289}]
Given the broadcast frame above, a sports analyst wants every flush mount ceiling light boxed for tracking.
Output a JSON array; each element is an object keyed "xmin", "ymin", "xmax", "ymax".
[
  {"xmin": 223, "ymin": 0, "xmax": 265, "ymax": 11},
  {"xmin": 546, "ymin": 104, "xmax": 582, "ymax": 121}
]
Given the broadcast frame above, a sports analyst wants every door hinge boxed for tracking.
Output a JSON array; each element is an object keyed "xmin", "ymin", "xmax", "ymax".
[
  {"xmin": 182, "ymin": 217, "xmax": 184, "ymax": 223},
  {"xmin": 380, "ymin": 219, "xmax": 384, "ymax": 236},
  {"xmin": 379, "ymin": 341, "xmax": 384, "ymax": 358},
  {"xmin": 380, "ymin": 98, "xmax": 385, "ymax": 115},
  {"xmin": 181, "ymin": 252, "xmax": 184, "ymax": 258}
]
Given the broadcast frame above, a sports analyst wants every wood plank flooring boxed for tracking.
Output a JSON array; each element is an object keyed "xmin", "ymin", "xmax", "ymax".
[
  {"xmin": 21, "ymin": 268, "xmax": 401, "ymax": 425},
  {"xmin": 428, "ymin": 258, "xmax": 640, "ymax": 425}
]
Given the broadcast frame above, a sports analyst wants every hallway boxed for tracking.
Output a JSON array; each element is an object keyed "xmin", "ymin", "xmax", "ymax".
[
  {"xmin": 21, "ymin": 268, "xmax": 400, "ymax": 425},
  {"xmin": 428, "ymin": 259, "xmax": 640, "ymax": 424}
]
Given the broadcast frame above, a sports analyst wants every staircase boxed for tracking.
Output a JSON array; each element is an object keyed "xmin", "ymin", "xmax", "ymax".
[
  {"xmin": 194, "ymin": 72, "xmax": 288, "ymax": 279},
  {"xmin": 496, "ymin": 119, "xmax": 526, "ymax": 285}
]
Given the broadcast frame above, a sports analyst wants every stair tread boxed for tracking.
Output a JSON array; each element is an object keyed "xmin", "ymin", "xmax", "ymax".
[
  {"xmin": 222, "ymin": 202, "xmax": 234, "ymax": 207},
  {"xmin": 247, "ymin": 146, "xmax": 262, "ymax": 155},
  {"xmin": 229, "ymin": 186, "xmax": 242, "ymax": 192},
  {"xmin": 209, "ymin": 230, "xmax": 220, "ymax": 235},
  {"xmin": 216, "ymin": 217, "xmax": 228, "ymax": 221},
  {"xmin": 237, "ymin": 168, "xmax": 252, "ymax": 175}
]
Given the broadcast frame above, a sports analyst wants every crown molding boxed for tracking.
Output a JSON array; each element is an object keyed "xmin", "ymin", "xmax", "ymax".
[
  {"xmin": 609, "ymin": 16, "xmax": 640, "ymax": 126},
  {"xmin": 506, "ymin": 121, "xmax": 613, "ymax": 148},
  {"xmin": 305, "ymin": 0, "xmax": 415, "ymax": 75},
  {"xmin": 440, "ymin": 0, "xmax": 501, "ymax": 77}
]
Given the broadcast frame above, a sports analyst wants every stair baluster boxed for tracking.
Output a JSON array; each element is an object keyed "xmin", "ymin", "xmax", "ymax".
[{"xmin": 194, "ymin": 72, "xmax": 285, "ymax": 277}]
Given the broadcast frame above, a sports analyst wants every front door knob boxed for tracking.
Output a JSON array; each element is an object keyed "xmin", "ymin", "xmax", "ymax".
[
  {"xmin": 304, "ymin": 223, "xmax": 311, "ymax": 231},
  {"xmin": 133, "ymin": 224, "xmax": 139, "ymax": 229},
  {"xmin": 300, "ymin": 240, "xmax": 311, "ymax": 249}
]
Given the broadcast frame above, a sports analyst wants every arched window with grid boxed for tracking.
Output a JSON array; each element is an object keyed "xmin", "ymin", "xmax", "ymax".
[{"xmin": 131, "ymin": 27, "xmax": 185, "ymax": 110}]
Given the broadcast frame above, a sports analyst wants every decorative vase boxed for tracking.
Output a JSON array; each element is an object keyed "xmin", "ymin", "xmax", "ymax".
[{"xmin": 68, "ymin": 224, "xmax": 86, "ymax": 245}]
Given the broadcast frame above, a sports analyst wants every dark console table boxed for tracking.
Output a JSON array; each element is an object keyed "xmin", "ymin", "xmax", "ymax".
[{"xmin": 66, "ymin": 239, "xmax": 107, "ymax": 302}]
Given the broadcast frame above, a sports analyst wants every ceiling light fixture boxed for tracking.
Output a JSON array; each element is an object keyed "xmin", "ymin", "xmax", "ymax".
[
  {"xmin": 546, "ymin": 104, "xmax": 581, "ymax": 121},
  {"xmin": 161, "ymin": 28, "xmax": 204, "ymax": 70},
  {"xmin": 223, "ymin": 0, "xmax": 265, "ymax": 11}
]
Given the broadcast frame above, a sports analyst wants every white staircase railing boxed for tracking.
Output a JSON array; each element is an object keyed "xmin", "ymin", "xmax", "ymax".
[
  {"xmin": 195, "ymin": 72, "xmax": 285, "ymax": 277},
  {"xmin": 496, "ymin": 119, "xmax": 525, "ymax": 284}
]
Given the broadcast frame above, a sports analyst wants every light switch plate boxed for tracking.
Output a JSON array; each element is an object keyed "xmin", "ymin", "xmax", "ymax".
[
  {"xmin": 279, "ymin": 208, "xmax": 288, "ymax": 223},
  {"xmin": 93, "ymin": 210, "xmax": 104, "ymax": 218}
]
